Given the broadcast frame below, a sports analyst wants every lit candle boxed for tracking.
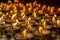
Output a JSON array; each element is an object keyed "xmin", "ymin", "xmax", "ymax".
[
  {"xmin": 57, "ymin": 19, "xmax": 60, "ymax": 27},
  {"xmin": 39, "ymin": 26, "xmax": 43, "ymax": 34},
  {"xmin": 57, "ymin": 8, "xmax": 60, "ymax": 12},
  {"xmin": 43, "ymin": 20, "xmax": 46, "ymax": 28},
  {"xmin": 12, "ymin": 19, "xmax": 19, "ymax": 28},
  {"xmin": 52, "ymin": 16, "xmax": 56, "ymax": 23},
  {"xmin": 50, "ymin": 7, "xmax": 55, "ymax": 14},
  {"xmin": 32, "ymin": 12, "xmax": 36, "ymax": 18},
  {"xmin": 11, "ymin": 13, "xmax": 17, "ymax": 20}
]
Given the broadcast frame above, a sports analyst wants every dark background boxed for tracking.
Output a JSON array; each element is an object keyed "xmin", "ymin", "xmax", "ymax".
[{"xmin": 0, "ymin": 0, "xmax": 60, "ymax": 7}]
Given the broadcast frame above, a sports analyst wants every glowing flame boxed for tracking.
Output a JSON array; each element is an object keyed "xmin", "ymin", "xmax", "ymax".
[
  {"xmin": 33, "ymin": 1, "xmax": 37, "ymax": 6},
  {"xmin": 27, "ymin": 25, "xmax": 32, "ymax": 30},
  {"xmin": 42, "ymin": 5, "xmax": 46, "ymax": 10},
  {"xmin": 39, "ymin": 10, "xmax": 43, "ymax": 14},
  {"xmin": 0, "ymin": 13, "xmax": 4, "ymax": 21},
  {"xmin": 11, "ymin": 14, "xmax": 17, "ymax": 20},
  {"xmin": 54, "ymin": 14, "xmax": 57, "ymax": 17},
  {"xmin": 8, "ymin": 0, "xmax": 12, "ymax": 3},
  {"xmin": 50, "ymin": 7, "xmax": 54, "ymax": 13},
  {"xmin": 43, "ymin": 20, "xmax": 46, "ymax": 28},
  {"xmin": 33, "ymin": 12, "xmax": 36, "ymax": 18},
  {"xmin": 52, "ymin": 16, "xmax": 56, "ymax": 23},
  {"xmin": 22, "ymin": 14, "xmax": 25, "ymax": 19},
  {"xmin": 57, "ymin": 8, "xmax": 60, "ymax": 12},
  {"xmin": 21, "ymin": 12, "xmax": 25, "ymax": 17},
  {"xmin": 14, "ymin": 0, "xmax": 19, "ymax": 2},
  {"xmin": 57, "ymin": 20, "xmax": 60, "ymax": 25},
  {"xmin": 45, "ymin": 14, "xmax": 49, "ymax": 16},
  {"xmin": 12, "ymin": 19, "xmax": 19, "ymax": 28},
  {"xmin": 21, "ymin": 29, "xmax": 27, "ymax": 37},
  {"xmin": 41, "ymin": 19, "xmax": 45, "ymax": 23},
  {"xmin": 47, "ymin": 6, "xmax": 50, "ymax": 11},
  {"xmin": 39, "ymin": 26, "xmax": 43, "ymax": 34},
  {"xmin": 28, "ymin": 17, "xmax": 31, "ymax": 21}
]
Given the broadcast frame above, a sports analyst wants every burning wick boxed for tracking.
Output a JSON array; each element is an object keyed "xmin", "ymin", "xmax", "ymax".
[{"xmin": 39, "ymin": 26, "xmax": 43, "ymax": 34}]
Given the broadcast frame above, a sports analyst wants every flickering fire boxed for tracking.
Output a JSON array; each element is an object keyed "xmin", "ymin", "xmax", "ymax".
[
  {"xmin": 12, "ymin": 19, "xmax": 19, "ymax": 28},
  {"xmin": 27, "ymin": 24, "xmax": 32, "ymax": 30},
  {"xmin": 11, "ymin": 14, "xmax": 17, "ymax": 20},
  {"xmin": 41, "ymin": 19, "xmax": 45, "ymax": 23},
  {"xmin": 39, "ymin": 26, "xmax": 43, "ymax": 34},
  {"xmin": 50, "ymin": 7, "xmax": 55, "ymax": 13},
  {"xmin": 21, "ymin": 29, "xmax": 27, "ymax": 37},
  {"xmin": 57, "ymin": 8, "xmax": 60, "ymax": 12},
  {"xmin": 45, "ymin": 14, "xmax": 49, "ymax": 16},
  {"xmin": 28, "ymin": 17, "xmax": 31, "ymax": 21},
  {"xmin": 57, "ymin": 19, "xmax": 60, "ymax": 26},
  {"xmin": 43, "ymin": 20, "xmax": 46, "ymax": 28},
  {"xmin": 52, "ymin": 16, "xmax": 56, "ymax": 23},
  {"xmin": 42, "ymin": 5, "xmax": 46, "ymax": 10},
  {"xmin": 33, "ymin": 12, "xmax": 36, "ymax": 18}
]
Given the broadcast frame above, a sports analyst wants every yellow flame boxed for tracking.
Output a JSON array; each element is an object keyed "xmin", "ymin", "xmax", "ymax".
[
  {"xmin": 54, "ymin": 14, "xmax": 57, "ymax": 17},
  {"xmin": 42, "ymin": 5, "xmax": 46, "ymax": 10},
  {"xmin": 28, "ymin": 17, "xmax": 31, "ymax": 21},
  {"xmin": 41, "ymin": 19, "xmax": 45, "ymax": 23},
  {"xmin": 27, "ymin": 24, "xmax": 32, "ymax": 30},
  {"xmin": 8, "ymin": 0, "xmax": 12, "ymax": 3},
  {"xmin": 38, "ymin": 4, "xmax": 41, "ymax": 8},
  {"xmin": 22, "ymin": 14, "xmax": 25, "ymax": 19},
  {"xmin": 50, "ymin": 7, "xmax": 54, "ymax": 13},
  {"xmin": 57, "ymin": 8, "xmax": 60, "ymax": 12},
  {"xmin": 57, "ymin": 20, "xmax": 60, "ymax": 25},
  {"xmin": 43, "ymin": 20, "xmax": 46, "ymax": 28},
  {"xmin": 39, "ymin": 10, "xmax": 43, "ymax": 14},
  {"xmin": 39, "ymin": 26, "xmax": 43, "ymax": 34},
  {"xmin": 33, "ymin": 1, "xmax": 37, "ymax": 6},
  {"xmin": 33, "ymin": 12, "xmax": 36, "ymax": 18},
  {"xmin": 22, "ymin": 29, "xmax": 27, "ymax": 37},
  {"xmin": 12, "ymin": 19, "xmax": 19, "ymax": 28},
  {"xmin": 21, "ymin": 12, "xmax": 25, "ymax": 17},
  {"xmin": 11, "ymin": 14, "xmax": 17, "ymax": 20},
  {"xmin": 52, "ymin": 17, "xmax": 56, "ymax": 23},
  {"xmin": 45, "ymin": 14, "xmax": 49, "ymax": 16},
  {"xmin": 47, "ymin": 6, "xmax": 50, "ymax": 11},
  {"xmin": 14, "ymin": 0, "xmax": 19, "ymax": 2},
  {"xmin": 0, "ymin": 14, "xmax": 4, "ymax": 21},
  {"xmin": 0, "ymin": 12, "xmax": 2, "ymax": 14}
]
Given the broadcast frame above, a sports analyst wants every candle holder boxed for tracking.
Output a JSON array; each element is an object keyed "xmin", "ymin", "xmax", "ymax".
[{"xmin": 15, "ymin": 33, "xmax": 34, "ymax": 40}]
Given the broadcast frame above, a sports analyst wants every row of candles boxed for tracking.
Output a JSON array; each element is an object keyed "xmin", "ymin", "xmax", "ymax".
[{"xmin": 0, "ymin": 0, "xmax": 60, "ymax": 40}]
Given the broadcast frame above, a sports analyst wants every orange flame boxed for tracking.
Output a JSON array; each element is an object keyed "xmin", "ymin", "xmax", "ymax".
[
  {"xmin": 21, "ymin": 29, "xmax": 27, "ymax": 37},
  {"xmin": 12, "ymin": 19, "xmax": 19, "ymax": 28},
  {"xmin": 39, "ymin": 26, "xmax": 43, "ymax": 34},
  {"xmin": 11, "ymin": 14, "xmax": 17, "ymax": 20},
  {"xmin": 57, "ymin": 20, "xmax": 60, "ymax": 25}
]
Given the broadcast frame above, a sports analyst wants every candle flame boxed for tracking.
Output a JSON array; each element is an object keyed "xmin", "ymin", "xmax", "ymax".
[
  {"xmin": 12, "ymin": 19, "xmax": 19, "ymax": 28},
  {"xmin": 42, "ymin": 5, "xmax": 46, "ymax": 10},
  {"xmin": 21, "ymin": 29, "xmax": 27, "ymax": 37},
  {"xmin": 52, "ymin": 16, "xmax": 56, "ymax": 23},
  {"xmin": 43, "ymin": 20, "xmax": 46, "ymax": 28},
  {"xmin": 11, "ymin": 14, "xmax": 17, "ymax": 20},
  {"xmin": 57, "ymin": 8, "xmax": 60, "ymax": 12},
  {"xmin": 39, "ymin": 26, "xmax": 43, "ymax": 34},
  {"xmin": 57, "ymin": 20, "xmax": 60, "ymax": 25},
  {"xmin": 27, "ymin": 24, "xmax": 32, "ymax": 30},
  {"xmin": 50, "ymin": 7, "xmax": 54, "ymax": 13},
  {"xmin": 33, "ymin": 12, "xmax": 36, "ymax": 18},
  {"xmin": 41, "ymin": 19, "xmax": 45, "ymax": 23},
  {"xmin": 28, "ymin": 17, "xmax": 31, "ymax": 21}
]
